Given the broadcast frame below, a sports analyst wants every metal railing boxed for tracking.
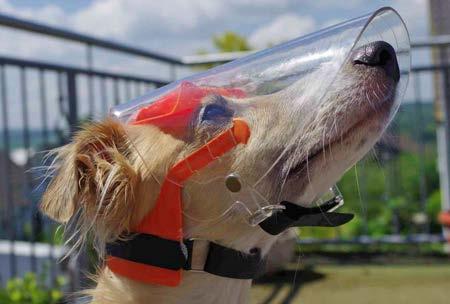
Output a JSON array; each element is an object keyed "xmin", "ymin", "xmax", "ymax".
[
  {"xmin": 0, "ymin": 12, "xmax": 449, "ymax": 291},
  {"xmin": 0, "ymin": 58, "xmax": 168, "ymax": 285}
]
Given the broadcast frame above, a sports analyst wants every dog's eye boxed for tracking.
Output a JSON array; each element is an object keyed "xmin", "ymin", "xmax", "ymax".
[
  {"xmin": 200, "ymin": 95, "xmax": 233, "ymax": 123},
  {"xmin": 202, "ymin": 104, "xmax": 228, "ymax": 120}
]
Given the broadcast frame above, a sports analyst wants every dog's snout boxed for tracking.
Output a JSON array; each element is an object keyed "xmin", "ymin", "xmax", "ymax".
[{"xmin": 352, "ymin": 41, "xmax": 400, "ymax": 82}]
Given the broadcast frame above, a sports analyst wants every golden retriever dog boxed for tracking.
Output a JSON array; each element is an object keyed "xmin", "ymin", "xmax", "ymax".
[{"xmin": 40, "ymin": 40, "xmax": 401, "ymax": 303}]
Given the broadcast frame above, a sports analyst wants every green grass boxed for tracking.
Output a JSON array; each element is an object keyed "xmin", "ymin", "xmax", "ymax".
[{"xmin": 251, "ymin": 264, "xmax": 450, "ymax": 304}]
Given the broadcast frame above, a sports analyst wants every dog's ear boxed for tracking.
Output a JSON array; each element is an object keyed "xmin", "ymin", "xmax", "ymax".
[{"xmin": 40, "ymin": 119, "xmax": 140, "ymax": 234}]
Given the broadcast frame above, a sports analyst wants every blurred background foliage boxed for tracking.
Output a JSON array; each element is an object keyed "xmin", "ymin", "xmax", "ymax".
[{"xmin": 0, "ymin": 272, "xmax": 65, "ymax": 304}]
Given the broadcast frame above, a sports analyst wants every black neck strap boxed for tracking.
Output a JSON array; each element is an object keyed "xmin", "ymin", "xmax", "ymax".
[
  {"xmin": 259, "ymin": 198, "xmax": 354, "ymax": 235},
  {"xmin": 106, "ymin": 234, "xmax": 265, "ymax": 280},
  {"xmin": 106, "ymin": 199, "xmax": 353, "ymax": 282}
]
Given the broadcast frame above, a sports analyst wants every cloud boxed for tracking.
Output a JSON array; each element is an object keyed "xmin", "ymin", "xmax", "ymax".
[
  {"xmin": 390, "ymin": 0, "xmax": 429, "ymax": 36},
  {"xmin": 71, "ymin": 0, "xmax": 226, "ymax": 40},
  {"xmin": 0, "ymin": 0, "xmax": 230, "ymax": 57},
  {"xmin": 0, "ymin": 0, "xmax": 66, "ymax": 25},
  {"xmin": 303, "ymin": 0, "xmax": 364, "ymax": 9},
  {"xmin": 0, "ymin": 0, "xmax": 84, "ymax": 63},
  {"xmin": 249, "ymin": 14, "xmax": 316, "ymax": 48},
  {"xmin": 227, "ymin": 0, "xmax": 290, "ymax": 7}
]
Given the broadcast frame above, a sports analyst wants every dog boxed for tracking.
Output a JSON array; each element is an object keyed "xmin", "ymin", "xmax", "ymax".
[{"xmin": 40, "ymin": 40, "xmax": 401, "ymax": 303}]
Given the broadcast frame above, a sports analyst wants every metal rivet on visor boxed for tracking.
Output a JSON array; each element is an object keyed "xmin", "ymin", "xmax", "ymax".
[{"xmin": 225, "ymin": 173, "xmax": 242, "ymax": 193}]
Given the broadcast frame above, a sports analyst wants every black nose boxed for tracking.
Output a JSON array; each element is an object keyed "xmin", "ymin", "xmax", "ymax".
[{"xmin": 352, "ymin": 41, "xmax": 400, "ymax": 82}]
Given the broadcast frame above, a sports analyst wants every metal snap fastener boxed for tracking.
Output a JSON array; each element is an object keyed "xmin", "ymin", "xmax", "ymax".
[{"xmin": 225, "ymin": 173, "xmax": 242, "ymax": 193}]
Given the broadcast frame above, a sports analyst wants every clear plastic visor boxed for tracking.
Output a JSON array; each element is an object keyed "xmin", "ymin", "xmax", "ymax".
[{"xmin": 111, "ymin": 7, "xmax": 410, "ymax": 225}]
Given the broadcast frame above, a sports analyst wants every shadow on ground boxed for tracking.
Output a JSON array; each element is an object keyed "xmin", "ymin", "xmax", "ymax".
[{"xmin": 254, "ymin": 266, "xmax": 325, "ymax": 304}]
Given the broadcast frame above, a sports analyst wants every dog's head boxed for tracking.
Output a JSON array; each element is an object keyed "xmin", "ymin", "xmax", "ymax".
[{"xmin": 41, "ymin": 40, "xmax": 403, "ymax": 254}]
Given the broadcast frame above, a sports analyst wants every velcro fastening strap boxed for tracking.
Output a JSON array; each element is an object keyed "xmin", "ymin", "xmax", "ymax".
[
  {"xmin": 106, "ymin": 234, "xmax": 188, "ymax": 270},
  {"xmin": 201, "ymin": 242, "xmax": 265, "ymax": 280},
  {"xmin": 106, "ymin": 235, "xmax": 265, "ymax": 281}
]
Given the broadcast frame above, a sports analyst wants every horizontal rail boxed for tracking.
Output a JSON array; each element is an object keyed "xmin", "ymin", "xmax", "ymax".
[
  {"xmin": 411, "ymin": 64, "xmax": 450, "ymax": 72},
  {"xmin": 181, "ymin": 51, "xmax": 255, "ymax": 65},
  {"xmin": 0, "ymin": 55, "xmax": 442, "ymax": 84},
  {"xmin": 181, "ymin": 38, "xmax": 450, "ymax": 65},
  {"xmin": 411, "ymin": 35, "xmax": 450, "ymax": 48},
  {"xmin": 0, "ymin": 55, "xmax": 168, "ymax": 86},
  {"xmin": 0, "ymin": 240, "xmax": 65, "ymax": 258},
  {"xmin": 0, "ymin": 13, "xmax": 181, "ymax": 65},
  {"xmin": 298, "ymin": 234, "xmax": 445, "ymax": 245}
]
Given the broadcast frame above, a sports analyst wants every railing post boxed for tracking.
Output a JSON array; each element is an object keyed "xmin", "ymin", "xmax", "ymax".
[
  {"xmin": 429, "ymin": 1, "xmax": 450, "ymax": 252},
  {"xmin": 437, "ymin": 67, "xmax": 450, "ymax": 250},
  {"xmin": 0, "ymin": 65, "xmax": 16, "ymax": 278},
  {"xmin": 66, "ymin": 71, "xmax": 78, "ymax": 134},
  {"xmin": 86, "ymin": 44, "xmax": 94, "ymax": 117}
]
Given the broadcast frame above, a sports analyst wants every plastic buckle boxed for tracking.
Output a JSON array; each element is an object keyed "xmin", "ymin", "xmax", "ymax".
[
  {"xmin": 248, "ymin": 205, "xmax": 286, "ymax": 226},
  {"xmin": 187, "ymin": 238, "xmax": 210, "ymax": 273}
]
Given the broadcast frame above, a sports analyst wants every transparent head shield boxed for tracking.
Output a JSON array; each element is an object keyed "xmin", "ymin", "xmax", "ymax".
[{"xmin": 111, "ymin": 7, "xmax": 410, "ymax": 226}]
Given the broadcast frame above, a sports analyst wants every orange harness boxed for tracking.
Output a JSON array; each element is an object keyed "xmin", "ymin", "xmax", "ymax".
[
  {"xmin": 106, "ymin": 82, "xmax": 250, "ymax": 286},
  {"xmin": 105, "ymin": 82, "xmax": 354, "ymax": 286}
]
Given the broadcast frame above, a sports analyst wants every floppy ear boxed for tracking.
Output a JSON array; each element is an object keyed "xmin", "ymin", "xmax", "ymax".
[
  {"xmin": 40, "ymin": 143, "xmax": 79, "ymax": 223},
  {"xmin": 40, "ymin": 119, "xmax": 140, "ymax": 236}
]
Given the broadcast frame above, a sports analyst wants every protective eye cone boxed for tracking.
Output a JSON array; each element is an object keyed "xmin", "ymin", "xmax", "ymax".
[{"xmin": 110, "ymin": 7, "xmax": 410, "ymax": 223}]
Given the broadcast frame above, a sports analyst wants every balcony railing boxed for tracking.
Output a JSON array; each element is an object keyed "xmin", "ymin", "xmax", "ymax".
[{"xmin": 0, "ymin": 12, "xmax": 449, "ymax": 291}]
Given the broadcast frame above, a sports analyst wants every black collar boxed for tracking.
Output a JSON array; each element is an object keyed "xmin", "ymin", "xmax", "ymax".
[
  {"xmin": 106, "ymin": 234, "xmax": 265, "ymax": 280},
  {"xmin": 106, "ymin": 199, "xmax": 353, "ymax": 281}
]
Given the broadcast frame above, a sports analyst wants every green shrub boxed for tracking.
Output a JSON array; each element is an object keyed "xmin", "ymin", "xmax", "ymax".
[{"xmin": 0, "ymin": 272, "xmax": 65, "ymax": 304}]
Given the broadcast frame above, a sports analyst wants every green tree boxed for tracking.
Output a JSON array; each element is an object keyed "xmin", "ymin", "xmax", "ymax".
[
  {"xmin": 195, "ymin": 31, "xmax": 252, "ymax": 70},
  {"xmin": 212, "ymin": 31, "xmax": 251, "ymax": 52}
]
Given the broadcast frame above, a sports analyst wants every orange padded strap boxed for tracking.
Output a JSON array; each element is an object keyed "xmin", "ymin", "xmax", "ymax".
[
  {"xmin": 168, "ymin": 119, "xmax": 250, "ymax": 183},
  {"xmin": 107, "ymin": 256, "xmax": 181, "ymax": 287},
  {"xmin": 107, "ymin": 119, "xmax": 250, "ymax": 286}
]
